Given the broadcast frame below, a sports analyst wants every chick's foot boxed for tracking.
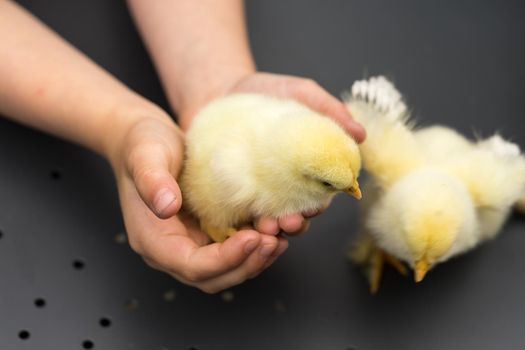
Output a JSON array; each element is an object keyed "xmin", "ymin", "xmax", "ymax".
[
  {"xmin": 202, "ymin": 223, "xmax": 237, "ymax": 242},
  {"xmin": 349, "ymin": 235, "xmax": 408, "ymax": 294}
]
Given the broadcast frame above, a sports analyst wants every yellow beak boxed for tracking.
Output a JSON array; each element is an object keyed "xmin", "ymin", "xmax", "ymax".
[
  {"xmin": 345, "ymin": 181, "xmax": 362, "ymax": 200},
  {"xmin": 414, "ymin": 258, "xmax": 429, "ymax": 283}
]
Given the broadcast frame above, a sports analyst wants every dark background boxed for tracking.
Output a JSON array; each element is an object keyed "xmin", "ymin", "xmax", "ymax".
[{"xmin": 1, "ymin": 1, "xmax": 525, "ymax": 349}]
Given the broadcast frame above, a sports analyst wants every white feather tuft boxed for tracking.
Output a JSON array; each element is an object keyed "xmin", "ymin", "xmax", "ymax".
[
  {"xmin": 346, "ymin": 76, "xmax": 408, "ymax": 122},
  {"xmin": 477, "ymin": 134, "xmax": 521, "ymax": 158},
  {"xmin": 343, "ymin": 76, "xmax": 422, "ymax": 185}
]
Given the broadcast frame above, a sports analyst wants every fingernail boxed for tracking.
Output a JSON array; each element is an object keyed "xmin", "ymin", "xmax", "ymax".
[
  {"xmin": 350, "ymin": 122, "xmax": 367, "ymax": 142},
  {"xmin": 259, "ymin": 244, "xmax": 276, "ymax": 257},
  {"xmin": 243, "ymin": 239, "xmax": 258, "ymax": 254},
  {"xmin": 154, "ymin": 188, "xmax": 176, "ymax": 216}
]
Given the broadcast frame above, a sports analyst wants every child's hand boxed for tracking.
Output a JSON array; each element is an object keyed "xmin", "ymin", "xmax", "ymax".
[{"xmin": 108, "ymin": 114, "xmax": 287, "ymax": 293}]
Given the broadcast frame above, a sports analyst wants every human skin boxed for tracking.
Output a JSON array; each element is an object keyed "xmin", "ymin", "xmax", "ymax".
[{"xmin": 0, "ymin": 0, "xmax": 364, "ymax": 293}]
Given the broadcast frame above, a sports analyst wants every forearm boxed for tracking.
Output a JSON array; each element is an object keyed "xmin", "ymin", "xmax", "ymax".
[
  {"xmin": 127, "ymin": 0, "xmax": 256, "ymax": 130},
  {"xmin": 0, "ymin": 0, "xmax": 170, "ymax": 159}
]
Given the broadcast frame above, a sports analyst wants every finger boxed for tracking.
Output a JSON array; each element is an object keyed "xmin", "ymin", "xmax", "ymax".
[
  {"xmin": 302, "ymin": 208, "xmax": 320, "ymax": 218},
  {"xmin": 141, "ymin": 229, "xmax": 263, "ymax": 283},
  {"xmin": 255, "ymin": 216, "xmax": 280, "ymax": 235},
  {"xmin": 298, "ymin": 219, "xmax": 311, "ymax": 234},
  {"xmin": 278, "ymin": 213, "xmax": 304, "ymax": 233},
  {"xmin": 282, "ymin": 219, "xmax": 311, "ymax": 237},
  {"xmin": 302, "ymin": 201, "xmax": 331, "ymax": 218},
  {"xmin": 128, "ymin": 143, "xmax": 182, "ymax": 219},
  {"xmin": 289, "ymin": 79, "xmax": 366, "ymax": 143},
  {"xmin": 196, "ymin": 234, "xmax": 281, "ymax": 293},
  {"xmin": 142, "ymin": 256, "xmax": 166, "ymax": 272},
  {"xmin": 262, "ymin": 236, "xmax": 289, "ymax": 270}
]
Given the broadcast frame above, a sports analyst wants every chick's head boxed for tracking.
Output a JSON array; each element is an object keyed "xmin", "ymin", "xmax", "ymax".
[
  {"xmin": 368, "ymin": 169, "xmax": 478, "ymax": 282},
  {"xmin": 281, "ymin": 114, "xmax": 362, "ymax": 199}
]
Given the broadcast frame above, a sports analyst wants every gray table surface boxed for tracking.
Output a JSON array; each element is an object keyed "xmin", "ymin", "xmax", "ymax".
[{"xmin": 1, "ymin": 1, "xmax": 525, "ymax": 349}]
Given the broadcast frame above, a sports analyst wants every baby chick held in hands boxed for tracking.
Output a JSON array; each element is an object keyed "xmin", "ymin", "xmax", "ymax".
[
  {"xmin": 180, "ymin": 93, "xmax": 362, "ymax": 242},
  {"xmin": 344, "ymin": 76, "xmax": 525, "ymax": 293}
]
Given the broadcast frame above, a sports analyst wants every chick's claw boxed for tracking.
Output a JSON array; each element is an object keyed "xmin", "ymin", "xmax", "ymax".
[{"xmin": 384, "ymin": 253, "xmax": 409, "ymax": 277}]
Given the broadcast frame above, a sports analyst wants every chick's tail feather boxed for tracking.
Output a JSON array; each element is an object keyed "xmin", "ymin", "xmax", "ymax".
[{"xmin": 343, "ymin": 76, "xmax": 423, "ymax": 185}]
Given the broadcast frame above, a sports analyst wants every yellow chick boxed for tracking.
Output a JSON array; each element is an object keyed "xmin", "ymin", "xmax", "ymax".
[
  {"xmin": 344, "ymin": 76, "xmax": 525, "ymax": 293},
  {"xmin": 180, "ymin": 93, "xmax": 362, "ymax": 242}
]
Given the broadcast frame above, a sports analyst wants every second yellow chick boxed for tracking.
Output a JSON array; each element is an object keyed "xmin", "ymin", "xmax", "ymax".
[
  {"xmin": 180, "ymin": 93, "xmax": 361, "ymax": 242},
  {"xmin": 344, "ymin": 76, "xmax": 525, "ymax": 293}
]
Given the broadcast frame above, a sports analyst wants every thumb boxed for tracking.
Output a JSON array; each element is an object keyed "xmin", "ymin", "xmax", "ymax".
[{"xmin": 129, "ymin": 146, "xmax": 182, "ymax": 219}]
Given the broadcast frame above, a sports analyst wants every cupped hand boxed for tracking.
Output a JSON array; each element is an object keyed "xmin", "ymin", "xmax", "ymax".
[
  {"xmin": 107, "ymin": 72, "xmax": 364, "ymax": 291},
  {"xmin": 108, "ymin": 114, "xmax": 287, "ymax": 293}
]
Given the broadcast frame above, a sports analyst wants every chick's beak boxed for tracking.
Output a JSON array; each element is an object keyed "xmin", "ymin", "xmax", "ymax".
[
  {"xmin": 345, "ymin": 182, "xmax": 362, "ymax": 200},
  {"xmin": 414, "ymin": 258, "xmax": 429, "ymax": 283}
]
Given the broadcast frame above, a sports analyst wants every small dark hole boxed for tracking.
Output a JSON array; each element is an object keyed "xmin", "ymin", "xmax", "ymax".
[
  {"xmin": 82, "ymin": 340, "xmax": 94, "ymax": 349},
  {"xmin": 99, "ymin": 317, "xmax": 111, "ymax": 328},
  {"xmin": 188, "ymin": 346, "xmax": 199, "ymax": 350},
  {"xmin": 50, "ymin": 170, "xmax": 62, "ymax": 180},
  {"xmin": 18, "ymin": 330, "xmax": 30, "ymax": 340},
  {"xmin": 34, "ymin": 298, "xmax": 46, "ymax": 308},
  {"xmin": 73, "ymin": 259, "xmax": 85, "ymax": 270},
  {"xmin": 0, "ymin": 230, "xmax": 3, "ymax": 239}
]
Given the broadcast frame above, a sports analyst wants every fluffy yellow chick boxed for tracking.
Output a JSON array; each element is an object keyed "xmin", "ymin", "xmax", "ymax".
[
  {"xmin": 344, "ymin": 76, "xmax": 525, "ymax": 293},
  {"xmin": 180, "ymin": 93, "xmax": 361, "ymax": 242}
]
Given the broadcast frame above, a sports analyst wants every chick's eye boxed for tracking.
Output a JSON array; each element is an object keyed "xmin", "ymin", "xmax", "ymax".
[{"xmin": 321, "ymin": 181, "xmax": 333, "ymax": 188}]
